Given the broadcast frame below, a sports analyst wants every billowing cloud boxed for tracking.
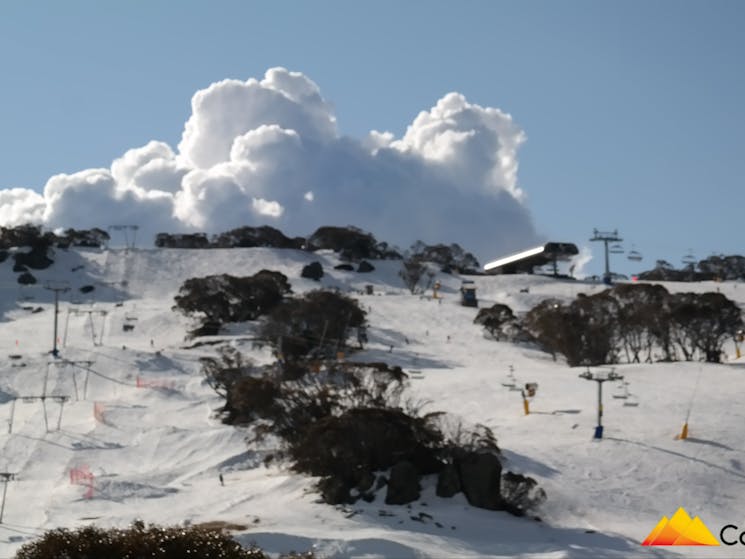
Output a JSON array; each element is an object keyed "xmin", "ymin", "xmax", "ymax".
[
  {"xmin": 0, "ymin": 188, "xmax": 45, "ymax": 226},
  {"xmin": 570, "ymin": 246, "xmax": 594, "ymax": 278},
  {"xmin": 0, "ymin": 67, "xmax": 541, "ymax": 261}
]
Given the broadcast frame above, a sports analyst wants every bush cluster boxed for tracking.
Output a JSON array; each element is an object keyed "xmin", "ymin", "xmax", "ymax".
[
  {"xmin": 305, "ymin": 225, "xmax": 401, "ymax": 261},
  {"xmin": 408, "ymin": 240, "xmax": 480, "ymax": 274},
  {"xmin": 155, "ymin": 226, "xmax": 304, "ymax": 249},
  {"xmin": 518, "ymin": 284, "xmax": 743, "ymax": 365},
  {"xmin": 15, "ymin": 523, "xmax": 269, "ymax": 559},
  {"xmin": 638, "ymin": 255, "xmax": 745, "ymax": 282},
  {"xmin": 259, "ymin": 290, "xmax": 366, "ymax": 361},
  {"xmin": 203, "ymin": 351, "xmax": 530, "ymax": 511},
  {"xmin": 474, "ymin": 304, "xmax": 529, "ymax": 343},
  {"xmin": 173, "ymin": 270, "xmax": 292, "ymax": 334}
]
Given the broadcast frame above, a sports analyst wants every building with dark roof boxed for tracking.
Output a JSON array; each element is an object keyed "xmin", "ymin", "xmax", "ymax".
[{"xmin": 483, "ymin": 242, "xmax": 579, "ymax": 275}]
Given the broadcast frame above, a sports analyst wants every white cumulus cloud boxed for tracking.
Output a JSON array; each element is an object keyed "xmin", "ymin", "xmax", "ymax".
[{"xmin": 0, "ymin": 67, "xmax": 540, "ymax": 262}]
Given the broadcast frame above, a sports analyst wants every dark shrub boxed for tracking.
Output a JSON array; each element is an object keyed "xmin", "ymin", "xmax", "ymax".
[
  {"xmin": 15, "ymin": 523, "xmax": 267, "ymax": 559},
  {"xmin": 14, "ymin": 247, "xmax": 53, "ymax": 270},
  {"xmin": 205, "ymin": 347, "xmax": 527, "ymax": 512},
  {"xmin": 609, "ymin": 283, "xmax": 672, "ymax": 363},
  {"xmin": 223, "ymin": 376, "xmax": 281, "ymax": 425},
  {"xmin": 60, "ymin": 227, "xmax": 110, "ymax": 248},
  {"xmin": 79, "ymin": 284, "xmax": 95, "ymax": 293},
  {"xmin": 260, "ymin": 290, "xmax": 366, "ymax": 361},
  {"xmin": 334, "ymin": 263, "xmax": 354, "ymax": 271},
  {"xmin": 201, "ymin": 346, "xmax": 258, "ymax": 399},
  {"xmin": 18, "ymin": 271, "xmax": 37, "ymax": 285},
  {"xmin": 306, "ymin": 226, "xmax": 400, "ymax": 261},
  {"xmin": 189, "ymin": 321, "xmax": 221, "ymax": 337},
  {"xmin": 253, "ymin": 269, "xmax": 293, "ymax": 294},
  {"xmin": 155, "ymin": 232, "xmax": 210, "ymax": 248},
  {"xmin": 474, "ymin": 303, "xmax": 526, "ymax": 342},
  {"xmin": 212, "ymin": 225, "xmax": 303, "ymax": 249},
  {"xmin": 174, "ymin": 270, "xmax": 291, "ymax": 324},
  {"xmin": 523, "ymin": 287, "xmax": 742, "ymax": 365},
  {"xmin": 409, "ymin": 241, "xmax": 480, "ymax": 273},
  {"xmin": 300, "ymin": 261, "xmax": 323, "ymax": 281},
  {"xmin": 306, "ymin": 226, "xmax": 378, "ymax": 260},
  {"xmin": 0, "ymin": 250, "xmax": 7, "ymax": 263},
  {"xmin": 523, "ymin": 293, "xmax": 619, "ymax": 366},
  {"xmin": 0, "ymin": 224, "xmax": 53, "ymax": 250},
  {"xmin": 697, "ymin": 254, "xmax": 745, "ymax": 281},
  {"xmin": 399, "ymin": 257, "xmax": 433, "ymax": 294},
  {"xmin": 501, "ymin": 471, "xmax": 547, "ymax": 516},
  {"xmin": 637, "ymin": 259, "xmax": 713, "ymax": 282},
  {"xmin": 669, "ymin": 291, "xmax": 743, "ymax": 362},
  {"xmin": 292, "ymin": 408, "xmax": 443, "ymax": 482}
]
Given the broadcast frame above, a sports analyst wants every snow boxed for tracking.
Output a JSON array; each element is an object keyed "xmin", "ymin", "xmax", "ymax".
[{"xmin": 1, "ymin": 246, "xmax": 744, "ymax": 558}]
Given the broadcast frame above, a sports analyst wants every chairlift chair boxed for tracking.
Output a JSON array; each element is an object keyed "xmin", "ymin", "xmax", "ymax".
[
  {"xmin": 502, "ymin": 370, "xmax": 517, "ymax": 388},
  {"xmin": 612, "ymin": 381, "xmax": 629, "ymax": 399},
  {"xmin": 623, "ymin": 393, "xmax": 639, "ymax": 407},
  {"xmin": 609, "ymin": 243, "xmax": 624, "ymax": 254},
  {"xmin": 627, "ymin": 245, "xmax": 643, "ymax": 262}
]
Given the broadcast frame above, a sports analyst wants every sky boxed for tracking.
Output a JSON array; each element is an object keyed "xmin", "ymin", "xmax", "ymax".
[{"xmin": 0, "ymin": 0, "xmax": 743, "ymax": 278}]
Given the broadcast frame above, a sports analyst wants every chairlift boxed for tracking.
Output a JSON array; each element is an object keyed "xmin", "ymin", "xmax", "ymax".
[
  {"xmin": 627, "ymin": 245, "xmax": 643, "ymax": 262},
  {"xmin": 614, "ymin": 381, "xmax": 639, "ymax": 407},
  {"xmin": 502, "ymin": 369, "xmax": 517, "ymax": 388},
  {"xmin": 609, "ymin": 243, "xmax": 624, "ymax": 254},
  {"xmin": 623, "ymin": 393, "xmax": 639, "ymax": 407},
  {"xmin": 612, "ymin": 381, "xmax": 629, "ymax": 399}
]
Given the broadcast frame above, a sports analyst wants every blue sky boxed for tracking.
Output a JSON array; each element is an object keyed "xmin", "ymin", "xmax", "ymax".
[{"xmin": 1, "ymin": 1, "xmax": 743, "ymax": 277}]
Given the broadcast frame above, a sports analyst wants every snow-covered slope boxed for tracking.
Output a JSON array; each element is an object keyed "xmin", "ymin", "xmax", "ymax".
[{"xmin": 1, "ymin": 247, "xmax": 744, "ymax": 558}]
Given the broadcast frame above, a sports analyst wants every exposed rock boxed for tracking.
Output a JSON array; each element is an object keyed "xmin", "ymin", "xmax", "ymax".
[
  {"xmin": 357, "ymin": 260, "xmax": 375, "ymax": 273},
  {"xmin": 301, "ymin": 261, "xmax": 324, "ymax": 281},
  {"xmin": 455, "ymin": 451, "xmax": 502, "ymax": 510},
  {"xmin": 436, "ymin": 463, "xmax": 461, "ymax": 498},
  {"xmin": 334, "ymin": 263, "xmax": 355, "ymax": 271},
  {"xmin": 318, "ymin": 476, "xmax": 353, "ymax": 505},
  {"xmin": 79, "ymin": 285, "xmax": 95, "ymax": 293},
  {"xmin": 385, "ymin": 461, "xmax": 421, "ymax": 505},
  {"xmin": 356, "ymin": 470, "xmax": 375, "ymax": 493}
]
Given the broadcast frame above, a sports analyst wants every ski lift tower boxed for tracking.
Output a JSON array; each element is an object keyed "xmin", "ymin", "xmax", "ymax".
[
  {"xmin": 590, "ymin": 229, "xmax": 623, "ymax": 284},
  {"xmin": 108, "ymin": 225, "xmax": 139, "ymax": 251},
  {"xmin": 0, "ymin": 472, "xmax": 17, "ymax": 524},
  {"xmin": 579, "ymin": 367, "xmax": 624, "ymax": 439},
  {"xmin": 44, "ymin": 281, "xmax": 70, "ymax": 358}
]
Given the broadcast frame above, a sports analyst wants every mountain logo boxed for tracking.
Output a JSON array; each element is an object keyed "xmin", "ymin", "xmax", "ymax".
[{"xmin": 642, "ymin": 508, "xmax": 719, "ymax": 546}]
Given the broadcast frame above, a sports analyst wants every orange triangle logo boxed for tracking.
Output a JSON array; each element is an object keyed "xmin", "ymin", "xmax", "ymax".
[{"xmin": 642, "ymin": 508, "xmax": 719, "ymax": 546}]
